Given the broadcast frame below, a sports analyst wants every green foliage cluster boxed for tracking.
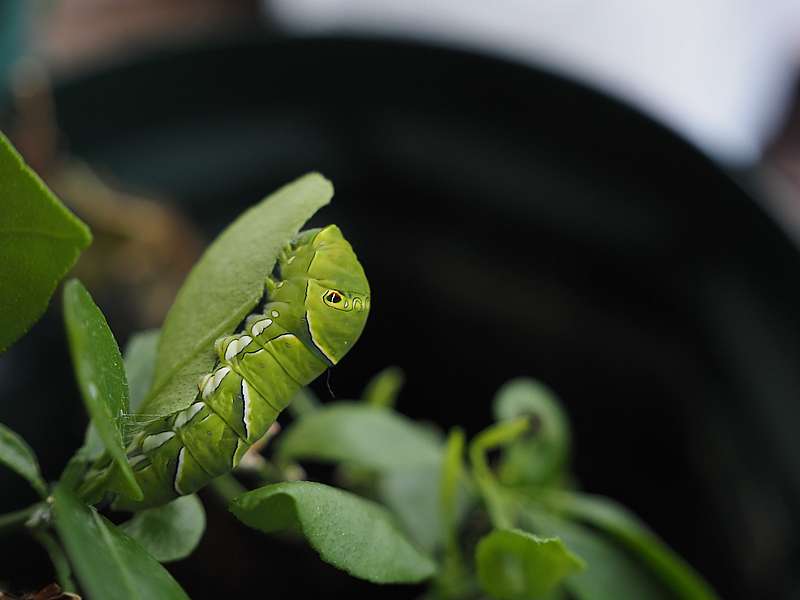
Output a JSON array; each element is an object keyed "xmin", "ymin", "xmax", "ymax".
[{"xmin": 0, "ymin": 132, "xmax": 718, "ymax": 599}]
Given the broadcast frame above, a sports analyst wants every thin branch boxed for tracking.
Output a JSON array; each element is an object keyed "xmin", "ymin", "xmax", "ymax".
[
  {"xmin": 210, "ymin": 473, "xmax": 248, "ymax": 505},
  {"xmin": 0, "ymin": 503, "xmax": 40, "ymax": 536},
  {"xmin": 31, "ymin": 528, "xmax": 77, "ymax": 593}
]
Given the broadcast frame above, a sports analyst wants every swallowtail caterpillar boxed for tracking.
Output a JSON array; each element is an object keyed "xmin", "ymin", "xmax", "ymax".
[{"xmin": 80, "ymin": 225, "xmax": 370, "ymax": 511}]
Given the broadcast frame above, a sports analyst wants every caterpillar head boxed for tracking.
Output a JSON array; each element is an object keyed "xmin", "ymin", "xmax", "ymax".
[
  {"xmin": 302, "ymin": 225, "xmax": 370, "ymax": 364},
  {"xmin": 305, "ymin": 280, "xmax": 370, "ymax": 365}
]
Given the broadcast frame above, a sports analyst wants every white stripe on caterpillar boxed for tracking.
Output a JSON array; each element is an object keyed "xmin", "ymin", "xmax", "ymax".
[
  {"xmin": 142, "ymin": 431, "xmax": 176, "ymax": 453},
  {"xmin": 202, "ymin": 367, "xmax": 231, "ymax": 399},
  {"xmin": 174, "ymin": 402, "xmax": 204, "ymax": 429},
  {"xmin": 250, "ymin": 319, "xmax": 272, "ymax": 337},
  {"xmin": 242, "ymin": 379, "xmax": 252, "ymax": 439},
  {"xmin": 174, "ymin": 447, "xmax": 187, "ymax": 494}
]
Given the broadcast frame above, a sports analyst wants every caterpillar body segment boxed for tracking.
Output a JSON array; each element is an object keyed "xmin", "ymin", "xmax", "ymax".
[{"xmin": 82, "ymin": 225, "xmax": 370, "ymax": 511}]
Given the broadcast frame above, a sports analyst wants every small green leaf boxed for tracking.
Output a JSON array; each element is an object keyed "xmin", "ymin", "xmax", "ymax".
[
  {"xmin": 52, "ymin": 484, "xmax": 189, "ymax": 599},
  {"xmin": 362, "ymin": 366, "xmax": 405, "ymax": 408},
  {"xmin": 142, "ymin": 173, "xmax": 333, "ymax": 418},
  {"xmin": 493, "ymin": 378, "xmax": 570, "ymax": 486},
  {"xmin": 120, "ymin": 495, "xmax": 205, "ymax": 563},
  {"xmin": 0, "ymin": 131, "xmax": 91, "ymax": 352},
  {"xmin": 519, "ymin": 505, "xmax": 673, "ymax": 600},
  {"xmin": 277, "ymin": 402, "xmax": 442, "ymax": 470},
  {"xmin": 0, "ymin": 422, "xmax": 47, "ymax": 497},
  {"xmin": 476, "ymin": 528, "xmax": 584, "ymax": 600},
  {"xmin": 63, "ymin": 279, "xmax": 142, "ymax": 501},
  {"xmin": 552, "ymin": 492, "xmax": 718, "ymax": 599},
  {"xmin": 123, "ymin": 329, "xmax": 160, "ymax": 414},
  {"xmin": 230, "ymin": 481, "xmax": 437, "ymax": 583}
]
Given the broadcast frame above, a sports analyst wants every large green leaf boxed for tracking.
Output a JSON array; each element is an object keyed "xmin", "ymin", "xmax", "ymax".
[
  {"xmin": 0, "ymin": 131, "xmax": 91, "ymax": 351},
  {"xmin": 377, "ymin": 465, "xmax": 444, "ymax": 553},
  {"xmin": 230, "ymin": 481, "xmax": 436, "ymax": 583},
  {"xmin": 120, "ymin": 495, "xmax": 205, "ymax": 563},
  {"xmin": 552, "ymin": 492, "xmax": 718, "ymax": 599},
  {"xmin": 476, "ymin": 528, "xmax": 584, "ymax": 600},
  {"xmin": 141, "ymin": 173, "xmax": 333, "ymax": 417},
  {"xmin": 52, "ymin": 484, "xmax": 189, "ymax": 599},
  {"xmin": 277, "ymin": 402, "xmax": 442, "ymax": 470},
  {"xmin": 77, "ymin": 328, "xmax": 161, "ymax": 469},
  {"xmin": 63, "ymin": 279, "xmax": 142, "ymax": 501},
  {"xmin": 123, "ymin": 329, "xmax": 160, "ymax": 414},
  {"xmin": 0, "ymin": 422, "xmax": 47, "ymax": 497}
]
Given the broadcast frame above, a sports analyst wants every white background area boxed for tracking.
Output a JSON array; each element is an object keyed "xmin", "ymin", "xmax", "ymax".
[{"xmin": 270, "ymin": 0, "xmax": 800, "ymax": 167}]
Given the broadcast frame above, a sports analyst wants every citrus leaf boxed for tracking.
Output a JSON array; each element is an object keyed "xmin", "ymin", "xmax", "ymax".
[
  {"xmin": 63, "ymin": 279, "xmax": 142, "ymax": 501},
  {"xmin": 230, "ymin": 481, "xmax": 437, "ymax": 583},
  {"xmin": 277, "ymin": 402, "xmax": 442, "ymax": 470},
  {"xmin": 0, "ymin": 421, "xmax": 47, "ymax": 497},
  {"xmin": 52, "ymin": 484, "xmax": 189, "ymax": 599},
  {"xmin": 520, "ymin": 505, "xmax": 673, "ymax": 600},
  {"xmin": 123, "ymin": 329, "xmax": 160, "ymax": 414},
  {"xmin": 552, "ymin": 492, "xmax": 718, "ymax": 599},
  {"xmin": 120, "ymin": 495, "xmax": 205, "ymax": 563},
  {"xmin": 476, "ymin": 528, "xmax": 584, "ymax": 600},
  {"xmin": 0, "ymin": 131, "xmax": 91, "ymax": 351},
  {"xmin": 77, "ymin": 328, "xmax": 162, "ymax": 469},
  {"xmin": 141, "ymin": 173, "xmax": 332, "ymax": 418},
  {"xmin": 377, "ymin": 465, "xmax": 445, "ymax": 553}
]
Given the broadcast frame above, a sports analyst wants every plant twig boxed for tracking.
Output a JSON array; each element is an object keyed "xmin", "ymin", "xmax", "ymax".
[
  {"xmin": 210, "ymin": 473, "xmax": 248, "ymax": 505},
  {"xmin": 0, "ymin": 503, "xmax": 40, "ymax": 536},
  {"xmin": 31, "ymin": 528, "xmax": 77, "ymax": 592},
  {"xmin": 468, "ymin": 417, "xmax": 530, "ymax": 529},
  {"xmin": 250, "ymin": 459, "xmax": 285, "ymax": 485}
]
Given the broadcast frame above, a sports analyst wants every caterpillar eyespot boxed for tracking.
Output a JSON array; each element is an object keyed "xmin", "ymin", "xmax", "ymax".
[
  {"xmin": 322, "ymin": 288, "xmax": 363, "ymax": 312},
  {"xmin": 80, "ymin": 224, "xmax": 370, "ymax": 510}
]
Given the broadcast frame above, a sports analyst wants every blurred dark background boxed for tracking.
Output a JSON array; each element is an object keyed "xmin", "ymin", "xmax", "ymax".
[{"xmin": 3, "ymin": 1, "xmax": 800, "ymax": 599}]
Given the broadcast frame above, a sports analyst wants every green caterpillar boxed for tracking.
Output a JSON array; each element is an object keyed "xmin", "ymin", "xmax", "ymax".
[{"xmin": 81, "ymin": 225, "xmax": 369, "ymax": 511}]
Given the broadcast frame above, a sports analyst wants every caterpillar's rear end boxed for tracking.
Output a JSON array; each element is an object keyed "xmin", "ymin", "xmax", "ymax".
[{"xmin": 80, "ymin": 225, "xmax": 370, "ymax": 511}]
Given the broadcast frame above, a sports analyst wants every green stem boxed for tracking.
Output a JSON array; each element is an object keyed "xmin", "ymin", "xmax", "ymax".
[
  {"xmin": 440, "ymin": 429, "xmax": 464, "ymax": 541},
  {"xmin": 252, "ymin": 459, "xmax": 284, "ymax": 485},
  {"xmin": 31, "ymin": 528, "xmax": 77, "ymax": 592},
  {"xmin": 0, "ymin": 503, "xmax": 40, "ymax": 536},
  {"xmin": 210, "ymin": 473, "xmax": 248, "ymax": 505},
  {"xmin": 468, "ymin": 417, "xmax": 530, "ymax": 529},
  {"xmin": 476, "ymin": 477, "xmax": 512, "ymax": 529}
]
